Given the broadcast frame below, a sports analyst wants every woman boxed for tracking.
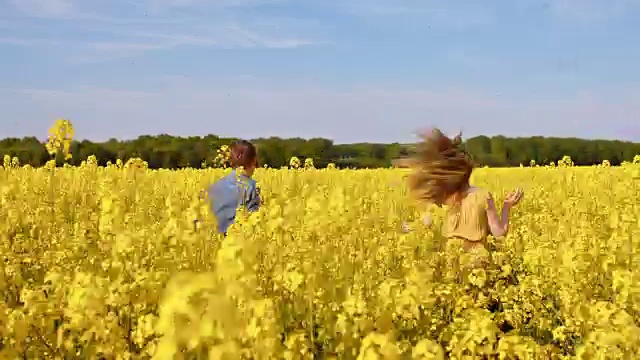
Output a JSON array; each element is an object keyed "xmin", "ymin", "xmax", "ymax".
[{"xmin": 408, "ymin": 128, "xmax": 523, "ymax": 271}]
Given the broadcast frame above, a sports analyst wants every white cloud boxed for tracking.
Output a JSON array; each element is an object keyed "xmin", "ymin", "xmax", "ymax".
[
  {"xmin": 334, "ymin": 0, "xmax": 494, "ymax": 29},
  {"xmin": 67, "ymin": 26, "xmax": 315, "ymax": 62},
  {"xmin": 6, "ymin": 0, "xmax": 283, "ymax": 18},
  {"xmin": 0, "ymin": 36, "xmax": 62, "ymax": 47},
  {"xmin": 2, "ymin": 80, "xmax": 639, "ymax": 143},
  {"xmin": 3, "ymin": 0, "xmax": 320, "ymax": 61},
  {"xmin": 8, "ymin": 0, "xmax": 75, "ymax": 17},
  {"xmin": 143, "ymin": 0, "xmax": 286, "ymax": 11},
  {"xmin": 0, "ymin": 37, "xmax": 35, "ymax": 45},
  {"xmin": 518, "ymin": 0, "xmax": 640, "ymax": 22}
]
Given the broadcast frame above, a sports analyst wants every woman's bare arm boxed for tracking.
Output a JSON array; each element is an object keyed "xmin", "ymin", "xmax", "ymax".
[
  {"xmin": 487, "ymin": 199, "xmax": 510, "ymax": 237},
  {"xmin": 486, "ymin": 189, "xmax": 523, "ymax": 237},
  {"xmin": 401, "ymin": 208, "xmax": 435, "ymax": 233}
]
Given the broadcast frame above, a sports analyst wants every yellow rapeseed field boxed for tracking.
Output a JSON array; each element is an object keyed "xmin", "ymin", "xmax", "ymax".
[{"xmin": 1, "ymin": 160, "xmax": 640, "ymax": 359}]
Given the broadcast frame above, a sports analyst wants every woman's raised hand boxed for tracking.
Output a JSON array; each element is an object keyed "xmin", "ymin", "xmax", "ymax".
[{"xmin": 503, "ymin": 188, "xmax": 524, "ymax": 207}]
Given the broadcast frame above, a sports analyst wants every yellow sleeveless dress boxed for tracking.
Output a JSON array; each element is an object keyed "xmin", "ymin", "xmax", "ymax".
[{"xmin": 443, "ymin": 187, "xmax": 491, "ymax": 270}]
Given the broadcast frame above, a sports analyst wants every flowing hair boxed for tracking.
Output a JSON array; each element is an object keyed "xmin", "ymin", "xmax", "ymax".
[{"xmin": 408, "ymin": 128, "xmax": 475, "ymax": 205}]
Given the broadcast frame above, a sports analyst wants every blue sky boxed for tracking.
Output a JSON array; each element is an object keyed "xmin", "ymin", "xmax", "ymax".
[{"xmin": 1, "ymin": 0, "xmax": 640, "ymax": 143}]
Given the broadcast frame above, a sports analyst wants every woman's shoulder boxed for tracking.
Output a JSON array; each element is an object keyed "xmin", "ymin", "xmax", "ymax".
[
  {"xmin": 468, "ymin": 186, "xmax": 489, "ymax": 196},
  {"xmin": 465, "ymin": 187, "xmax": 489, "ymax": 206}
]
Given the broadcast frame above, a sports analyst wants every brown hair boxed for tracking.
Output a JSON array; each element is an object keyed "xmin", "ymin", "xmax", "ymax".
[
  {"xmin": 229, "ymin": 140, "xmax": 257, "ymax": 168},
  {"xmin": 408, "ymin": 128, "xmax": 474, "ymax": 205}
]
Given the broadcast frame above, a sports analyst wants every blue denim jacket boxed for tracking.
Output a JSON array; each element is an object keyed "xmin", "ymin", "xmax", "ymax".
[{"xmin": 208, "ymin": 170, "xmax": 261, "ymax": 234}]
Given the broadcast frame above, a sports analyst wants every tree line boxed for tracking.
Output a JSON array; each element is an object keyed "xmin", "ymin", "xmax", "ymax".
[{"xmin": 1, "ymin": 134, "xmax": 639, "ymax": 169}]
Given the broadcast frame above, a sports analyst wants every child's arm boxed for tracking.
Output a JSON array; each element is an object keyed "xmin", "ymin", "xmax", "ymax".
[
  {"xmin": 486, "ymin": 190, "xmax": 523, "ymax": 237},
  {"xmin": 244, "ymin": 183, "xmax": 261, "ymax": 212}
]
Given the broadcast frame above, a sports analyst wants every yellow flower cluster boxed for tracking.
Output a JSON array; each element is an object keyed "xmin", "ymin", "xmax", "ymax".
[
  {"xmin": 45, "ymin": 119, "xmax": 75, "ymax": 161},
  {"xmin": 0, "ymin": 162, "xmax": 639, "ymax": 358}
]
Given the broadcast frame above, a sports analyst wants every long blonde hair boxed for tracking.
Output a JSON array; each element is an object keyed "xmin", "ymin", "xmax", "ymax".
[{"xmin": 408, "ymin": 128, "xmax": 475, "ymax": 206}]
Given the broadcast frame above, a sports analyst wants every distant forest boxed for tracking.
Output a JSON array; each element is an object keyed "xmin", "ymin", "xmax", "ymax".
[{"xmin": 1, "ymin": 134, "xmax": 639, "ymax": 169}]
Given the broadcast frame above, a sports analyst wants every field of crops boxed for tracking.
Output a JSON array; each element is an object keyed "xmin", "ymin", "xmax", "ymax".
[{"xmin": 1, "ymin": 161, "xmax": 640, "ymax": 359}]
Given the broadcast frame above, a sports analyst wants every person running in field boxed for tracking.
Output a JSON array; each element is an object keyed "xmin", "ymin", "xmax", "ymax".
[
  {"xmin": 408, "ymin": 128, "xmax": 523, "ymax": 270},
  {"xmin": 208, "ymin": 140, "xmax": 261, "ymax": 235}
]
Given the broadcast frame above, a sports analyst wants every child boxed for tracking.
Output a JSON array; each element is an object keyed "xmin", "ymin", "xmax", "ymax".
[
  {"xmin": 408, "ymin": 128, "xmax": 523, "ymax": 268},
  {"xmin": 208, "ymin": 140, "xmax": 261, "ymax": 235}
]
